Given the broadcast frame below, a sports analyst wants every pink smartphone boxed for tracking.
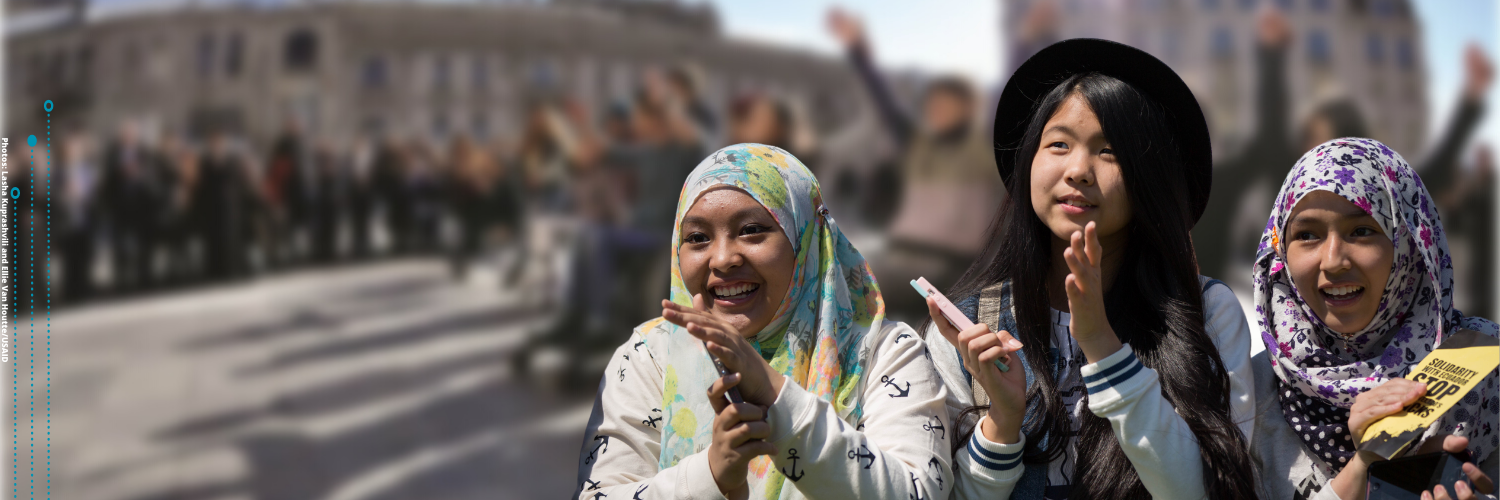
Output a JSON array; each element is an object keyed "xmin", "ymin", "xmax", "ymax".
[{"xmin": 911, "ymin": 277, "xmax": 1010, "ymax": 372}]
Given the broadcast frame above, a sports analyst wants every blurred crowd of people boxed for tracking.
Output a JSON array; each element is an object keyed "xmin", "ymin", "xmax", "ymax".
[{"xmin": 35, "ymin": 63, "xmax": 834, "ymax": 352}]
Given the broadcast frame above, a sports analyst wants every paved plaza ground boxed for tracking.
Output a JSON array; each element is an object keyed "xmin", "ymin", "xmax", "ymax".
[{"xmin": 7, "ymin": 259, "xmax": 597, "ymax": 500}]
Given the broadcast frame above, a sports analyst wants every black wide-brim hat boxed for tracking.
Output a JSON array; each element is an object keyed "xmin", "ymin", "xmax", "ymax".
[{"xmin": 994, "ymin": 38, "xmax": 1212, "ymax": 226}]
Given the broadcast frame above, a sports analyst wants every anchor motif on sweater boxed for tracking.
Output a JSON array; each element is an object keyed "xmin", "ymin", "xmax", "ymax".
[
  {"xmin": 880, "ymin": 375, "xmax": 911, "ymax": 398},
  {"xmin": 847, "ymin": 444, "xmax": 875, "ymax": 469},
  {"xmin": 928, "ymin": 456, "xmax": 944, "ymax": 490},
  {"xmin": 782, "ymin": 448, "xmax": 805, "ymax": 481},
  {"xmin": 584, "ymin": 435, "xmax": 610, "ymax": 465},
  {"xmin": 922, "ymin": 415, "xmax": 945, "ymax": 438},
  {"xmin": 908, "ymin": 472, "xmax": 926, "ymax": 500}
]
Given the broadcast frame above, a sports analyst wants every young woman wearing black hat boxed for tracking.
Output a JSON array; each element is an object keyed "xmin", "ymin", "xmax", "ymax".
[{"xmin": 921, "ymin": 39, "xmax": 1262, "ymax": 499}]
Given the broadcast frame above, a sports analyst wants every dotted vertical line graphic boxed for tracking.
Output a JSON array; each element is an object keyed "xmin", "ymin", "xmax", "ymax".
[
  {"xmin": 43, "ymin": 100, "xmax": 53, "ymax": 500},
  {"xmin": 25, "ymin": 115, "xmax": 35, "ymax": 498},
  {"xmin": 28, "ymin": 110, "xmax": 38, "ymax": 500}
]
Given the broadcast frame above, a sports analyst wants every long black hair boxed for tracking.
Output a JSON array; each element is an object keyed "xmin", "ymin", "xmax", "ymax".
[{"xmin": 948, "ymin": 72, "xmax": 1260, "ymax": 500}]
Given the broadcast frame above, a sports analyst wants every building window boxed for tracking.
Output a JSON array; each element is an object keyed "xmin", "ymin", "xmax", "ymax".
[
  {"xmin": 1393, "ymin": 0, "xmax": 1410, "ymax": 18},
  {"xmin": 123, "ymin": 43, "xmax": 141, "ymax": 81},
  {"xmin": 76, "ymin": 44, "xmax": 93, "ymax": 83},
  {"xmin": 432, "ymin": 111, "xmax": 449, "ymax": 138},
  {"xmin": 1161, "ymin": 29, "xmax": 1181, "ymax": 63},
  {"xmin": 1309, "ymin": 0, "xmax": 1329, "ymax": 12},
  {"xmin": 50, "ymin": 49, "xmax": 66, "ymax": 85},
  {"xmin": 284, "ymin": 29, "xmax": 318, "ymax": 72},
  {"xmin": 1396, "ymin": 37, "xmax": 1414, "ymax": 70},
  {"xmin": 1211, "ymin": 26, "xmax": 1234, "ymax": 59},
  {"xmin": 1365, "ymin": 33, "xmax": 1384, "ymax": 64},
  {"xmin": 28, "ymin": 53, "xmax": 45, "ymax": 93},
  {"xmin": 225, "ymin": 33, "xmax": 243, "ymax": 77},
  {"xmin": 473, "ymin": 57, "xmax": 488, "ymax": 91},
  {"xmin": 1201, "ymin": 0, "xmax": 1220, "ymax": 11},
  {"xmin": 472, "ymin": 111, "xmax": 488, "ymax": 137},
  {"xmin": 433, "ymin": 55, "xmax": 450, "ymax": 91},
  {"xmin": 361, "ymin": 57, "xmax": 387, "ymax": 89},
  {"xmin": 1238, "ymin": 0, "xmax": 1258, "ymax": 10},
  {"xmin": 197, "ymin": 33, "xmax": 215, "ymax": 78},
  {"xmin": 362, "ymin": 115, "xmax": 386, "ymax": 136},
  {"xmin": 1307, "ymin": 29, "xmax": 1330, "ymax": 64},
  {"xmin": 1275, "ymin": 0, "xmax": 1294, "ymax": 10}
]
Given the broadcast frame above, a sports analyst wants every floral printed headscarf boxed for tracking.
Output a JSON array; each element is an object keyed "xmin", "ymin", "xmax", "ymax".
[
  {"xmin": 635, "ymin": 143, "xmax": 885, "ymax": 499},
  {"xmin": 1252, "ymin": 138, "xmax": 1499, "ymax": 472}
]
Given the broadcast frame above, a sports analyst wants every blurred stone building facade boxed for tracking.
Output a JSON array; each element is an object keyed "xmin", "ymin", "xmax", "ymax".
[
  {"xmin": 1004, "ymin": 0, "xmax": 1428, "ymax": 158},
  {"xmin": 5, "ymin": 0, "xmax": 865, "ymax": 147}
]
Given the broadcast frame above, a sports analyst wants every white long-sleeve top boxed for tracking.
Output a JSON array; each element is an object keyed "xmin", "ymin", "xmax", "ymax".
[
  {"xmin": 573, "ymin": 320, "xmax": 955, "ymax": 500},
  {"xmin": 926, "ymin": 278, "xmax": 1256, "ymax": 499}
]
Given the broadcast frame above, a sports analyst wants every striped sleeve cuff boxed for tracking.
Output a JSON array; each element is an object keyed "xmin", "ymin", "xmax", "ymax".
[
  {"xmin": 968, "ymin": 433, "xmax": 1023, "ymax": 471},
  {"xmin": 1080, "ymin": 344, "xmax": 1156, "ymax": 414},
  {"xmin": 956, "ymin": 415, "xmax": 1025, "ymax": 485}
]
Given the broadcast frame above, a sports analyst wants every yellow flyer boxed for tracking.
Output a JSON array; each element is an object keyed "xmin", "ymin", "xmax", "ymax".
[{"xmin": 1358, "ymin": 328, "xmax": 1500, "ymax": 459}]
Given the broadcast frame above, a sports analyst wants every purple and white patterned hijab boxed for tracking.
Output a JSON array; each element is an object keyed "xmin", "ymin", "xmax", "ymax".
[{"xmin": 1252, "ymin": 138, "xmax": 1499, "ymax": 472}]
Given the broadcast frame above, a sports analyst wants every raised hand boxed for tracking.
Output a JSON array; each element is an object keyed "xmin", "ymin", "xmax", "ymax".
[
  {"xmin": 706, "ymin": 372, "xmax": 774, "ymax": 500},
  {"xmin": 925, "ymin": 298, "xmax": 1026, "ymax": 444},
  {"xmin": 662, "ymin": 296, "xmax": 786, "ymax": 407},
  {"xmin": 1256, "ymin": 5, "xmax": 1291, "ymax": 50},
  {"xmin": 1463, "ymin": 43, "xmax": 1494, "ymax": 101},
  {"xmin": 1063, "ymin": 222, "xmax": 1123, "ymax": 363},
  {"xmin": 825, "ymin": 7, "xmax": 867, "ymax": 51}
]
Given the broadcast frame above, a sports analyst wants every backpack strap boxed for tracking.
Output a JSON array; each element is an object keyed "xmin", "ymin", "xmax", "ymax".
[
  {"xmin": 1202, "ymin": 278, "xmax": 1228, "ymax": 295},
  {"xmin": 970, "ymin": 281, "xmax": 1009, "ymax": 407}
]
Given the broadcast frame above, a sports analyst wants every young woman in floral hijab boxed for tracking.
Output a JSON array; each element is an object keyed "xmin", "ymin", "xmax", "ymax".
[
  {"xmin": 1249, "ymin": 137, "xmax": 1498, "ymax": 500},
  {"xmin": 573, "ymin": 144, "xmax": 952, "ymax": 500}
]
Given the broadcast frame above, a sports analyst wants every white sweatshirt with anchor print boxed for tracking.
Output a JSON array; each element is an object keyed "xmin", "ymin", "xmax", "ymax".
[{"xmin": 573, "ymin": 320, "xmax": 954, "ymax": 500}]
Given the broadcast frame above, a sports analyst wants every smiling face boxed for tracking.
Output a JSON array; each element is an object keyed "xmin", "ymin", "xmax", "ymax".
[
  {"xmin": 1029, "ymin": 93, "xmax": 1133, "ymax": 245},
  {"xmin": 677, "ymin": 187, "xmax": 797, "ymax": 338},
  {"xmin": 1283, "ymin": 191, "xmax": 1396, "ymax": 335}
]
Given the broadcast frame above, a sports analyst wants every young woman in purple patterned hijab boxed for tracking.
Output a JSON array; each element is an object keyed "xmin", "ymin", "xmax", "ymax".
[{"xmin": 1249, "ymin": 137, "xmax": 1498, "ymax": 500}]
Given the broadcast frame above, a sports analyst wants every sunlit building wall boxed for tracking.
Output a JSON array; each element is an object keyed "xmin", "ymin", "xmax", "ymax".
[
  {"xmin": 1003, "ymin": 0, "xmax": 1427, "ymax": 159},
  {"xmin": 5, "ymin": 0, "xmax": 865, "ymax": 148}
]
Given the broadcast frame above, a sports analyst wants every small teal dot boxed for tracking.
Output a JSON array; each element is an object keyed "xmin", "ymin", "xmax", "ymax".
[{"xmin": 26, "ymin": 136, "xmax": 35, "ymax": 147}]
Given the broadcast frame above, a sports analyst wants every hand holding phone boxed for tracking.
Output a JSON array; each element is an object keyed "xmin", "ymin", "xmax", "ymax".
[
  {"xmin": 911, "ymin": 277, "xmax": 1010, "ymax": 372},
  {"xmin": 1366, "ymin": 451, "xmax": 1480, "ymax": 500},
  {"xmin": 704, "ymin": 340, "xmax": 746, "ymax": 405},
  {"xmin": 914, "ymin": 277, "xmax": 1029, "ymax": 444}
]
